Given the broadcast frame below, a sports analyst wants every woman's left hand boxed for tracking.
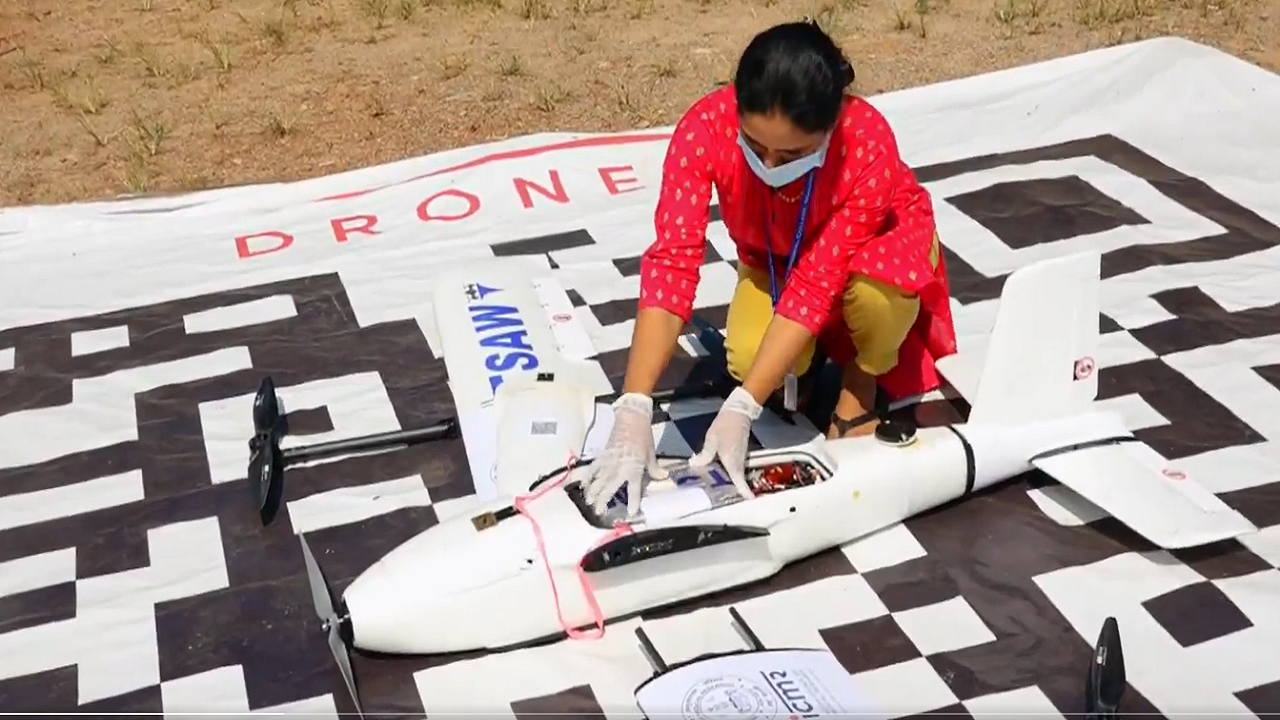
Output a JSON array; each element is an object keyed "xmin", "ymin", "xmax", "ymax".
[{"xmin": 689, "ymin": 386, "xmax": 764, "ymax": 500}]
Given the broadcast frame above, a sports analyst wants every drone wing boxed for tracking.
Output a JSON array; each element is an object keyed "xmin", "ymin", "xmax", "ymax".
[
  {"xmin": 1032, "ymin": 441, "xmax": 1257, "ymax": 549},
  {"xmin": 430, "ymin": 259, "xmax": 613, "ymax": 499}
]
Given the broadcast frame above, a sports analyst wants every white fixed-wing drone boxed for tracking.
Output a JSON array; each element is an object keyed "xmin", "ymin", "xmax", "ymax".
[{"xmin": 277, "ymin": 249, "xmax": 1257, "ymax": 716}]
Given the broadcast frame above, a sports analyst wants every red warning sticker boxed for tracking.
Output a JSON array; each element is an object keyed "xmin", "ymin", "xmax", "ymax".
[{"xmin": 1073, "ymin": 356, "xmax": 1096, "ymax": 380}]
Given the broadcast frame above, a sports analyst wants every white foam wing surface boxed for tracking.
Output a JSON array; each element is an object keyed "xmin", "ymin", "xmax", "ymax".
[
  {"xmin": 1032, "ymin": 441, "xmax": 1257, "ymax": 549},
  {"xmin": 429, "ymin": 260, "xmax": 613, "ymax": 499}
]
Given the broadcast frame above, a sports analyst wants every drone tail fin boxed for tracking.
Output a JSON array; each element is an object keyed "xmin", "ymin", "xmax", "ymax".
[
  {"xmin": 966, "ymin": 250, "xmax": 1101, "ymax": 426},
  {"xmin": 964, "ymin": 251, "xmax": 1257, "ymax": 549}
]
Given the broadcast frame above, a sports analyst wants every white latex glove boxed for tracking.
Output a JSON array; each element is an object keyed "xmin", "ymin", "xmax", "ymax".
[
  {"xmin": 689, "ymin": 386, "xmax": 763, "ymax": 501},
  {"xmin": 583, "ymin": 393, "xmax": 668, "ymax": 517}
]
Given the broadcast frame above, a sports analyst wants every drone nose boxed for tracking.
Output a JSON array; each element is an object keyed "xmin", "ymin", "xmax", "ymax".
[{"xmin": 342, "ymin": 560, "xmax": 395, "ymax": 647}]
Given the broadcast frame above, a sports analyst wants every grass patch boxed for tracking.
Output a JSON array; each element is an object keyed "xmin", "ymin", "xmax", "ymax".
[
  {"xmin": 75, "ymin": 113, "xmax": 116, "ymax": 148},
  {"xmin": 1072, "ymin": 0, "xmax": 1156, "ymax": 26},
  {"xmin": 440, "ymin": 55, "xmax": 469, "ymax": 80},
  {"xmin": 652, "ymin": 57, "xmax": 679, "ymax": 78},
  {"xmin": 122, "ymin": 152, "xmax": 150, "ymax": 194},
  {"xmin": 497, "ymin": 53, "xmax": 525, "ymax": 77},
  {"xmin": 519, "ymin": 0, "xmax": 553, "ymax": 18},
  {"xmin": 198, "ymin": 31, "xmax": 234, "ymax": 71},
  {"xmin": 532, "ymin": 82, "xmax": 569, "ymax": 112},
  {"xmin": 128, "ymin": 109, "xmax": 167, "ymax": 157},
  {"xmin": 572, "ymin": 0, "xmax": 608, "ymax": 13},
  {"xmin": 266, "ymin": 107, "xmax": 303, "ymax": 137},
  {"xmin": 360, "ymin": 0, "xmax": 393, "ymax": 27},
  {"xmin": 14, "ymin": 49, "xmax": 47, "ymax": 90},
  {"xmin": 50, "ymin": 75, "xmax": 110, "ymax": 114},
  {"xmin": 993, "ymin": 0, "xmax": 1049, "ymax": 34}
]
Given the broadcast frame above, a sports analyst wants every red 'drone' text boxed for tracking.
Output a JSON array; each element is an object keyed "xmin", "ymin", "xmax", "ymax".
[{"xmin": 234, "ymin": 165, "xmax": 645, "ymax": 259}]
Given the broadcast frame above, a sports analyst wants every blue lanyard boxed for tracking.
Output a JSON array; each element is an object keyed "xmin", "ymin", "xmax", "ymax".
[{"xmin": 766, "ymin": 171, "xmax": 818, "ymax": 306}]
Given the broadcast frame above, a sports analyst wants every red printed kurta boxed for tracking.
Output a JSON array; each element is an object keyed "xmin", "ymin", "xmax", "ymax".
[{"xmin": 637, "ymin": 85, "xmax": 958, "ymax": 399}]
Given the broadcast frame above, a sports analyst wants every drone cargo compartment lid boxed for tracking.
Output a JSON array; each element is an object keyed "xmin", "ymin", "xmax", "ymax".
[
  {"xmin": 633, "ymin": 648, "xmax": 884, "ymax": 720},
  {"xmin": 459, "ymin": 400, "xmax": 614, "ymax": 499},
  {"xmin": 493, "ymin": 373, "xmax": 598, "ymax": 496}
]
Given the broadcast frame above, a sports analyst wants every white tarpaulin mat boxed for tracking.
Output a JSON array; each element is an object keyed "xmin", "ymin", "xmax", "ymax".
[{"xmin": 1, "ymin": 36, "xmax": 1279, "ymax": 718}]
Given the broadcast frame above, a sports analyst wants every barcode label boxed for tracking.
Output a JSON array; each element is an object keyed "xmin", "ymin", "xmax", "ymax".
[{"xmin": 531, "ymin": 420, "xmax": 557, "ymax": 435}]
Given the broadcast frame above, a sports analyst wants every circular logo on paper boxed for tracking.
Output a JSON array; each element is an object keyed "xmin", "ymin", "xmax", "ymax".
[
  {"xmin": 1074, "ymin": 356, "xmax": 1096, "ymax": 380},
  {"xmin": 1162, "ymin": 468, "xmax": 1187, "ymax": 482},
  {"xmin": 682, "ymin": 675, "xmax": 780, "ymax": 720}
]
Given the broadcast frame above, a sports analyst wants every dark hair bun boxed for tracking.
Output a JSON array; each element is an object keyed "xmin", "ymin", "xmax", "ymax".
[
  {"xmin": 789, "ymin": 19, "xmax": 853, "ymax": 90},
  {"xmin": 734, "ymin": 21, "xmax": 858, "ymax": 133}
]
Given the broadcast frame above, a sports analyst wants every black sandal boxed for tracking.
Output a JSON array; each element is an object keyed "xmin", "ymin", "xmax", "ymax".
[
  {"xmin": 829, "ymin": 410, "xmax": 919, "ymax": 446},
  {"xmin": 829, "ymin": 410, "xmax": 879, "ymax": 437}
]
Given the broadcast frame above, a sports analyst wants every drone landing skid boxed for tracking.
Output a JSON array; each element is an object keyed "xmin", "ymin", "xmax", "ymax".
[
  {"xmin": 631, "ymin": 607, "xmax": 884, "ymax": 719},
  {"xmin": 632, "ymin": 610, "xmax": 1125, "ymax": 720},
  {"xmin": 635, "ymin": 606, "xmax": 764, "ymax": 676}
]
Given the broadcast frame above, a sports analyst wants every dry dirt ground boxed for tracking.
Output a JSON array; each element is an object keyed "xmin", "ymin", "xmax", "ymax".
[{"xmin": 1, "ymin": 0, "xmax": 1275, "ymax": 206}]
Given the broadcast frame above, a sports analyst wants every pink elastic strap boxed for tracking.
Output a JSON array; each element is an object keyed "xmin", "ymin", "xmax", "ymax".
[{"xmin": 512, "ymin": 452, "xmax": 632, "ymax": 640}]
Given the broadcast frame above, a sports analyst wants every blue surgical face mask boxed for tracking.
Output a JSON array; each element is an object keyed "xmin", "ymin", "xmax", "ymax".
[{"xmin": 736, "ymin": 132, "xmax": 830, "ymax": 188}]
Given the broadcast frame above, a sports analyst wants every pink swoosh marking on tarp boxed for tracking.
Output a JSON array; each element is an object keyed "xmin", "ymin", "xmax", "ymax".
[{"xmin": 314, "ymin": 133, "xmax": 674, "ymax": 203}]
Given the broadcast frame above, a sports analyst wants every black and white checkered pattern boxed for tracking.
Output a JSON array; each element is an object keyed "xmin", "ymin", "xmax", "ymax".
[{"xmin": 2, "ymin": 130, "xmax": 1279, "ymax": 719}]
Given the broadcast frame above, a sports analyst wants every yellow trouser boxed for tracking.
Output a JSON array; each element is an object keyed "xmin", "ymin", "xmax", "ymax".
[{"xmin": 725, "ymin": 234, "xmax": 940, "ymax": 384}]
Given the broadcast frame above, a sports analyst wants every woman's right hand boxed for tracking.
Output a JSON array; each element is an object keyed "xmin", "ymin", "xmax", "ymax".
[{"xmin": 583, "ymin": 393, "xmax": 668, "ymax": 518}]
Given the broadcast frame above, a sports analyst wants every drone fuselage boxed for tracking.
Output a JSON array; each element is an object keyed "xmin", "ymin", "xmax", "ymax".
[
  {"xmin": 340, "ymin": 408, "xmax": 1128, "ymax": 655},
  {"xmin": 317, "ymin": 249, "xmax": 1256, "ymax": 658}
]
